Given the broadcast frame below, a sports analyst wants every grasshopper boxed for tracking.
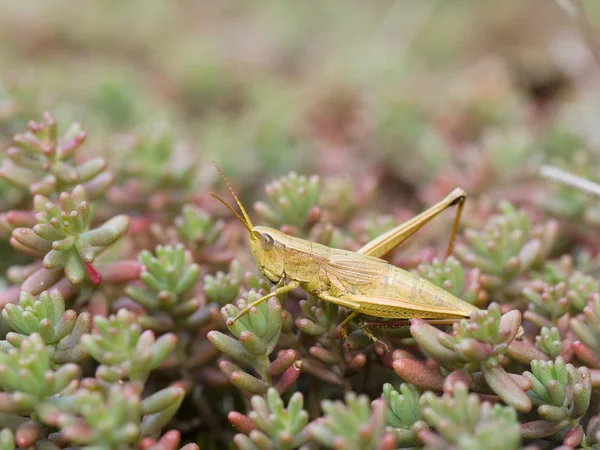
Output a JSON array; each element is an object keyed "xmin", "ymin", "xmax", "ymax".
[{"xmin": 210, "ymin": 164, "xmax": 479, "ymax": 349}]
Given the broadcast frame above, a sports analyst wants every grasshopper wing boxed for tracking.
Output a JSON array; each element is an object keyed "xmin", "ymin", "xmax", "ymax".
[{"xmin": 323, "ymin": 254, "xmax": 387, "ymax": 290}]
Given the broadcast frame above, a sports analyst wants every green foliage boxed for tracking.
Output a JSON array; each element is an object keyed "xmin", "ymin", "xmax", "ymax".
[
  {"xmin": 0, "ymin": 334, "xmax": 79, "ymax": 411},
  {"xmin": 524, "ymin": 271, "xmax": 599, "ymax": 322},
  {"xmin": 419, "ymin": 383, "xmax": 521, "ymax": 450},
  {"xmin": 1, "ymin": 289, "xmax": 91, "ymax": 363},
  {"xmin": 204, "ymin": 259, "xmax": 243, "ymax": 306},
  {"xmin": 535, "ymin": 326, "xmax": 562, "ymax": 358},
  {"xmin": 11, "ymin": 185, "xmax": 129, "ymax": 285},
  {"xmin": 126, "ymin": 244, "xmax": 200, "ymax": 330},
  {"xmin": 3, "ymin": 290, "xmax": 78, "ymax": 345},
  {"xmin": 175, "ymin": 204, "xmax": 225, "ymax": 250},
  {"xmin": 119, "ymin": 123, "xmax": 193, "ymax": 187},
  {"xmin": 381, "ymin": 383, "xmax": 423, "ymax": 446},
  {"xmin": 232, "ymin": 388, "xmax": 309, "ymax": 450},
  {"xmin": 408, "ymin": 304, "xmax": 530, "ymax": 412},
  {"xmin": 522, "ymin": 358, "xmax": 591, "ymax": 442},
  {"xmin": 38, "ymin": 382, "xmax": 184, "ymax": 447},
  {"xmin": 81, "ymin": 309, "xmax": 177, "ymax": 383},
  {"xmin": 208, "ymin": 290, "xmax": 283, "ymax": 393},
  {"xmin": 455, "ymin": 202, "xmax": 558, "ymax": 299},
  {"xmin": 0, "ymin": 112, "xmax": 111, "ymax": 199},
  {"xmin": 307, "ymin": 392, "xmax": 393, "ymax": 450},
  {"xmin": 296, "ymin": 294, "xmax": 339, "ymax": 338},
  {"xmin": 253, "ymin": 172, "xmax": 320, "ymax": 234}
]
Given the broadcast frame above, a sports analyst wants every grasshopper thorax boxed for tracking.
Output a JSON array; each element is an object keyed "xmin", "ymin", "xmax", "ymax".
[{"xmin": 249, "ymin": 226, "xmax": 286, "ymax": 283}]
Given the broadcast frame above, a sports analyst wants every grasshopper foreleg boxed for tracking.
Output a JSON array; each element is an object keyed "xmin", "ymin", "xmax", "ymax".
[{"xmin": 229, "ymin": 280, "xmax": 300, "ymax": 324}]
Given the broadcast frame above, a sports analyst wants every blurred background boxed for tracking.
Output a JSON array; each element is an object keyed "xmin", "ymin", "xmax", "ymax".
[{"xmin": 1, "ymin": 0, "xmax": 600, "ymax": 222}]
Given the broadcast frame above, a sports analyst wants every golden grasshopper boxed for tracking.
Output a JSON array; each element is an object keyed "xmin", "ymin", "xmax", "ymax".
[{"xmin": 210, "ymin": 164, "xmax": 479, "ymax": 350}]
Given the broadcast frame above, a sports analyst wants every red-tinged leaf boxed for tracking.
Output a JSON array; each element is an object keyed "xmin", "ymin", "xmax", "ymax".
[{"xmin": 85, "ymin": 262, "xmax": 102, "ymax": 285}]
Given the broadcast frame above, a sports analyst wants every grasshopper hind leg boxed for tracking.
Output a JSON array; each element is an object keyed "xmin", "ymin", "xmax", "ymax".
[
  {"xmin": 339, "ymin": 311, "xmax": 391, "ymax": 353},
  {"xmin": 358, "ymin": 322, "xmax": 390, "ymax": 352}
]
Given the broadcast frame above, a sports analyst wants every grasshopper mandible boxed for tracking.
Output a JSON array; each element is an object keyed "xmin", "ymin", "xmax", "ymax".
[{"xmin": 210, "ymin": 164, "xmax": 479, "ymax": 349}]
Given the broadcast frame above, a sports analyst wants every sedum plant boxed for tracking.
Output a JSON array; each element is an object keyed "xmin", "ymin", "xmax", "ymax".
[
  {"xmin": 125, "ymin": 244, "xmax": 200, "ymax": 332},
  {"xmin": 5, "ymin": 68, "xmax": 600, "ymax": 450},
  {"xmin": 403, "ymin": 303, "xmax": 531, "ymax": 411},
  {"xmin": 208, "ymin": 290, "xmax": 301, "ymax": 395},
  {"xmin": 204, "ymin": 259, "xmax": 243, "ymax": 307},
  {"xmin": 381, "ymin": 383, "xmax": 424, "ymax": 446},
  {"xmin": 175, "ymin": 204, "xmax": 225, "ymax": 252},
  {"xmin": 0, "ymin": 289, "xmax": 90, "ymax": 363},
  {"xmin": 418, "ymin": 382, "xmax": 521, "ymax": 450},
  {"xmin": 253, "ymin": 172, "xmax": 321, "ymax": 237},
  {"xmin": 0, "ymin": 333, "xmax": 80, "ymax": 413},
  {"xmin": 307, "ymin": 392, "xmax": 396, "ymax": 450},
  {"xmin": 0, "ymin": 112, "xmax": 111, "ymax": 199},
  {"xmin": 37, "ymin": 381, "xmax": 185, "ymax": 448},
  {"xmin": 81, "ymin": 309, "xmax": 177, "ymax": 383},
  {"xmin": 521, "ymin": 358, "xmax": 591, "ymax": 444},
  {"xmin": 8, "ymin": 184, "xmax": 129, "ymax": 292},
  {"xmin": 455, "ymin": 201, "xmax": 558, "ymax": 301},
  {"xmin": 230, "ymin": 387, "xmax": 309, "ymax": 450}
]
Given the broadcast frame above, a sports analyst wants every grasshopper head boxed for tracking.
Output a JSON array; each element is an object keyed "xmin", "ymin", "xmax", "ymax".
[
  {"xmin": 210, "ymin": 162, "xmax": 286, "ymax": 284},
  {"xmin": 248, "ymin": 226, "xmax": 285, "ymax": 283}
]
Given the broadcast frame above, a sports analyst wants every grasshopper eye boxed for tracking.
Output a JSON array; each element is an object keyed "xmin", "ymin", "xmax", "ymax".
[{"xmin": 260, "ymin": 233, "xmax": 274, "ymax": 250}]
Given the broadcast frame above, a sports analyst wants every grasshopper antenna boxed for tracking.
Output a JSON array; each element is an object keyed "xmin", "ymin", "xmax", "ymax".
[{"xmin": 210, "ymin": 161, "xmax": 255, "ymax": 233}]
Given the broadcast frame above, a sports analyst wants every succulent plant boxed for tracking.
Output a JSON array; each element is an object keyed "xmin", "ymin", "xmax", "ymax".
[
  {"xmin": 296, "ymin": 294, "xmax": 340, "ymax": 339},
  {"xmin": 320, "ymin": 175, "xmax": 376, "ymax": 223},
  {"xmin": 175, "ymin": 204, "xmax": 225, "ymax": 251},
  {"xmin": 307, "ymin": 392, "xmax": 396, "ymax": 450},
  {"xmin": 151, "ymin": 204, "xmax": 232, "ymax": 267},
  {"xmin": 570, "ymin": 294, "xmax": 600, "ymax": 369},
  {"xmin": 0, "ymin": 333, "xmax": 80, "ymax": 414},
  {"xmin": 81, "ymin": 309, "xmax": 177, "ymax": 383},
  {"xmin": 208, "ymin": 290, "xmax": 285, "ymax": 393},
  {"xmin": 0, "ymin": 289, "xmax": 91, "ymax": 363},
  {"xmin": 523, "ymin": 271, "xmax": 599, "ymax": 324},
  {"xmin": 11, "ymin": 185, "xmax": 129, "ymax": 285},
  {"xmin": 352, "ymin": 214, "xmax": 396, "ymax": 247},
  {"xmin": 0, "ymin": 112, "xmax": 112, "ymax": 199},
  {"xmin": 521, "ymin": 358, "xmax": 591, "ymax": 443},
  {"xmin": 125, "ymin": 244, "xmax": 200, "ymax": 331},
  {"xmin": 418, "ymin": 382, "xmax": 521, "ymax": 450},
  {"xmin": 230, "ymin": 387, "xmax": 309, "ymax": 450},
  {"xmin": 107, "ymin": 122, "xmax": 197, "ymax": 218},
  {"xmin": 381, "ymin": 383, "xmax": 424, "ymax": 446},
  {"xmin": 455, "ymin": 201, "xmax": 558, "ymax": 300},
  {"xmin": 253, "ymin": 172, "xmax": 320, "ymax": 235},
  {"xmin": 535, "ymin": 326, "xmax": 563, "ymax": 358},
  {"xmin": 37, "ymin": 382, "xmax": 184, "ymax": 448},
  {"xmin": 204, "ymin": 259, "xmax": 243, "ymax": 307},
  {"xmin": 404, "ymin": 303, "xmax": 531, "ymax": 411}
]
